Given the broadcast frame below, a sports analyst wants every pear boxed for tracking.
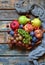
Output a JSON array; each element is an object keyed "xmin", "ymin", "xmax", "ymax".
[
  {"xmin": 31, "ymin": 18, "xmax": 41, "ymax": 27},
  {"xmin": 19, "ymin": 16, "xmax": 30, "ymax": 24}
]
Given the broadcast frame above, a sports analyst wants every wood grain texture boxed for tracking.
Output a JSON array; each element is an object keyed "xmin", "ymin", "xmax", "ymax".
[
  {"xmin": 0, "ymin": 10, "xmax": 19, "ymax": 20},
  {"xmin": 0, "ymin": 0, "xmax": 18, "ymax": 9},
  {"xmin": 0, "ymin": 57, "xmax": 44, "ymax": 65},
  {"xmin": 0, "ymin": 0, "xmax": 44, "ymax": 20},
  {"xmin": 0, "ymin": 0, "xmax": 44, "ymax": 9},
  {"xmin": 0, "ymin": 44, "xmax": 44, "ymax": 65},
  {"xmin": 0, "ymin": 57, "xmax": 28, "ymax": 65},
  {"xmin": 0, "ymin": 0, "xmax": 45, "ymax": 64}
]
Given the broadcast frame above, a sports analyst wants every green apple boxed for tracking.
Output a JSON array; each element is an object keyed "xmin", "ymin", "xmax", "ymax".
[
  {"xmin": 31, "ymin": 18, "xmax": 41, "ymax": 27},
  {"xmin": 18, "ymin": 16, "xmax": 30, "ymax": 24}
]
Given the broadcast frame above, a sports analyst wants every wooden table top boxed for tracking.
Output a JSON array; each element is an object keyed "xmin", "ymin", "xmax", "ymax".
[{"xmin": 0, "ymin": 0, "xmax": 45, "ymax": 65}]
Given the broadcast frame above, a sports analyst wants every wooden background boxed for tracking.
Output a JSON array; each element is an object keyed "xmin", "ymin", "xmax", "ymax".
[{"xmin": 0, "ymin": 0, "xmax": 45, "ymax": 65}]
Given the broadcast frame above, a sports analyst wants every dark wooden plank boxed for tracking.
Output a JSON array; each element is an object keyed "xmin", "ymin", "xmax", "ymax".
[{"xmin": 0, "ymin": 10, "xmax": 19, "ymax": 20}]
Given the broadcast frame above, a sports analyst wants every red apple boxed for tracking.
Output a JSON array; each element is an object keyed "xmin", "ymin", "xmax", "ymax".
[
  {"xmin": 23, "ymin": 23, "xmax": 33, "ymax": 32},
  {"xmin": 10, "ymin": 20, "xmax": 19, "ymax": 30}
]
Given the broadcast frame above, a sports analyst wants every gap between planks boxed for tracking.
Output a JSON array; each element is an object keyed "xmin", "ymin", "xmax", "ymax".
[{"xmin": 0, "ymin": 53, "xmax": 28, "ymax": 57}]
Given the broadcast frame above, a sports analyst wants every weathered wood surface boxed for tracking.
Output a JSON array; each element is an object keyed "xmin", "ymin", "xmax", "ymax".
[
  {"xmin": 0, "ymin": 0, "xmax": 45, "ymax": 9},
  {"xmin": 0, "ymin": 44, "xmax": 44, "ymax": 64},
  {"xmin": 0, "ymin": 0, "xmax": 18, "ymax": 9},
  {"xmin": 0, "ymin": 56, "xmax": 44, "ymax": 65},
  {"xmin": 0, "ymin": 0, "xmax": 45, "ymax": 65},
  {"xmin": 0, "ymin": 44, "xmax": 29, "ymax": 55},
  {"xmin": 0, "ymin": 10, "xmax": 19, "ymax": 20},
  {"xmin": 0, "ymin": 0, "xmax": 44, "ymax": 20}
]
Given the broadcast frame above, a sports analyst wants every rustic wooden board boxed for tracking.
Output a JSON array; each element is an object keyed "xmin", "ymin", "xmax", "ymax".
[
  {"xmin": 0, "ymin": 0, "xmax": 45, "ymax": 20},
  {"xmin": 0, "ymin": 0, "xmax": 18, "ymax": 9},
  {"xmin": 0, "ymin": 44, "xmax": 29, "ymax": 55},
  {"xmin": 0, "ymin": 57, "xmax": 28, "ymax": 65},
  {"xmin": 0, "ymin": 10, "xmax": 19, "ymax": 20},
  {"xmin": 0, "ymin": 57, "xmax": 44, "ymax": 65},
  {"xmin": 0, "ymin": 0, "xmax": 45, "ymax": 65},
  {"xmin": 0, "ymin": 0, "xmax": 45, "ymax": 9},
  {"xmin": 0, "ymin": 32, "xmax": 6, "ymax": 43},
  {"xmin": 0, "ymin": 44, "xmax": 44, "ymax": 65}
]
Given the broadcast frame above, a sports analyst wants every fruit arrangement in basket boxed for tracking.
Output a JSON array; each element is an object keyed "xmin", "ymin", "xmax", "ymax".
[{"xmin": 7, "ymin": 15, "xmax": 45, "ymax": 50}]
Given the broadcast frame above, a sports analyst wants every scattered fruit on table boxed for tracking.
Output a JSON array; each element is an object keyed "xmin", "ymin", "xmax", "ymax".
[
  {"xmin": 7, "ymin": 15, "xmax": 44, "ymax": 50},
  {"xmin": 10, "ymin": 20, "xmax": 19, "ymax": 30},
  {"xmin": 34, "ymin": 29, "xmax": 43, "ymax": 39},
  {"xmin": 31, "ymin": 18, "xmax": 41, "ymax": 27},
  {"xmin": 23, "ymin": 23, "xmax": 33, "ymax": 32},
  {"xmin": 19, "ymin": 16, "xmax": 30, "ymax": 24}
]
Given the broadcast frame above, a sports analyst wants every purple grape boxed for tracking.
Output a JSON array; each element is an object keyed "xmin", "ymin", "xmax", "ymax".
[
  {"xmin": 32, "ymin": 37, "xmax": 38, "ymax": 43},
  {"xmin": 30, "ymin": 31, "xmax": 34, "ymax": 37},
  {"xmin": 19, "ymin": 24, "xmax": 23, "ymax": 29},
  {"xmin": 9, "ymin": 30, "xmax": 14, "ymax": 36}
]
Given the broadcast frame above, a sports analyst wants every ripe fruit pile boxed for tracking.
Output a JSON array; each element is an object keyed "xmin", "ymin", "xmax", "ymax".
[{"xmin": 7, "ymin": 16, "xmax": 44, "ymax": 50}]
